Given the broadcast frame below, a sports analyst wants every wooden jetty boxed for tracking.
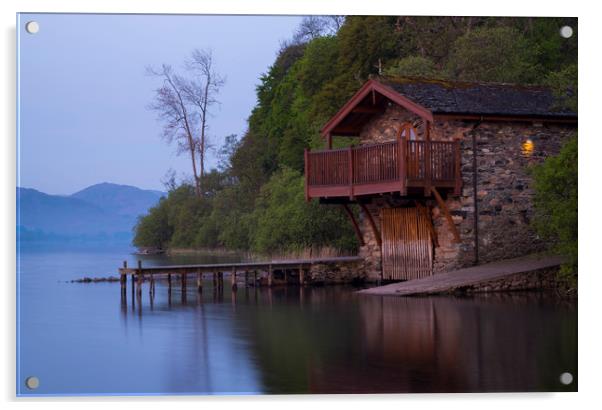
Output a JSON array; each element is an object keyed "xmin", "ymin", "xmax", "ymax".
[{"xmin": 118, "ymin": 256, "xmax": 363, "ymax": 295}]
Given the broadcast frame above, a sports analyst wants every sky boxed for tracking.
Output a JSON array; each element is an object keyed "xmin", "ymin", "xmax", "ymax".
[{"xmin": 17, "ymin": 13, "xmax": 302, "ymax": 195}]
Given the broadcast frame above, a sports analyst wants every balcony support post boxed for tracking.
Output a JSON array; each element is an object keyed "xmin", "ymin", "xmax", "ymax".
[
  {"xmin": 424, "ymin": 122, "xmax": 432, "ymax": 197},
  {"xmin": 431, "ymin": 187, "xmax": 461, "ymax": 243},
  {"xmin": 359, "ymin": 203, "xmax": 382, "ymax": 247},
  {"xmin": 399, "ymin": 135, "xmax": 407, "ymax": 196}
]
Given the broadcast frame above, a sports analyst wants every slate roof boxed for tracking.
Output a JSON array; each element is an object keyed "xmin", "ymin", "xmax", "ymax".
[{"xmin": 379, "ymin": 76, "xmax": 576, "ymax": 119}]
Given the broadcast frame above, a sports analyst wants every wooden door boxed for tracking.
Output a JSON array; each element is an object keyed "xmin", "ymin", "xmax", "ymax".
[{"xmin": 381, "ymin": 207, "xmax": 433, "ymax": 280}]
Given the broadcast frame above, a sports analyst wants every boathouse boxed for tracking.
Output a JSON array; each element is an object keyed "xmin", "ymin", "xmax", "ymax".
[{"xmin": 304, "ymin": 77, "xmax": 577, "ymax": 282}]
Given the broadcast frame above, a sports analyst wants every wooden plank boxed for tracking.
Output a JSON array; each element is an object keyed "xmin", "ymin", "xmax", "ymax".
[
  {"xmin": 352, "ymin": 106, "xmax": 382, "ymax": 114},
  {"xmin": 231, "ymin": 267, "xmax": 237, "ymax": 290},
  {"xmin": 381, "ymin": 207, "xmax": 433, "ymax": 281},
  {"xmin": 136, "ymin": 260, "xmax": 142, "ymax": 295},
  {"xmin": 306, "ymin": 137, "xmax": 456, "ymax": 200},
  {"xmin": 415, "ymin": 201, "xmax": 439, "ymax": 248},
  {"xmin": 424, "ymin": 122, "xmax": 432, "ymax": 196},
  {"xmin": 431, "ymin": 187, "xmax": 461, "ymax": 243},
  {"xmin": 149, "ymin": 269, "xmax": 155, "ymax": 295},
  {"xmin": 181, "ymin": 272, "xmax": 187, "ymax": 291},
  {"xmin": 121, "ymin": 261, "xmax": 127, "ymax": 291},
  {"xmin": 399, "ymin": 135, "xmax": 407, "ymax": 195}
]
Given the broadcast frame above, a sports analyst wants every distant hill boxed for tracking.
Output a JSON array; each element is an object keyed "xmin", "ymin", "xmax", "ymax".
[
  {"xmin": 17, "ymin": 183, "xmax": 164, "ymax": 243},
  {"xmin": 71, "ymin": 182, "xmax": 164, "ymax": 220}
]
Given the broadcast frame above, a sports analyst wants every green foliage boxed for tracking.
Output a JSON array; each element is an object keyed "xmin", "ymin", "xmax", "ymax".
[
  {"xmin": 532, "ymin": 136, "xmax": 578, "ymax": 279},
  {"xmin": 384, "ymin": 56, "xmax": 440, "ymax": 78},
  {"xmin": 132, "ymin": 198, "xmax": 172, "ymax": 249},
  {"xmin": 447, "ymin": 26, "xmax": 540, "ymax": 83},
  {"xmin": 336, "ymin": 16, "xmax": 400, "ymax": 80},
  {"xmin": 249, "ymin": 168, "xmax": 358, "ymax": 253},
  {"xmin": 135, "ymin": 16, "xmax": 578, "ymax": 257},
  {"xmin": 545, "ymin": 64, "xmax": 578, "ymax": 112}
]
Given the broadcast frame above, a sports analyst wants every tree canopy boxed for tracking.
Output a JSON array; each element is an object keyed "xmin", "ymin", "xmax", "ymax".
[{"xmin": 134, "ymin": 16, "xmax": 577, "ymax": 257}]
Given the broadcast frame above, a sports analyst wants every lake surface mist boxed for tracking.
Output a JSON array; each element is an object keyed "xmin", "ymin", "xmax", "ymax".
[{"xmin": 17, "ymin": 243, "xmax": 577, "ymax": 395}]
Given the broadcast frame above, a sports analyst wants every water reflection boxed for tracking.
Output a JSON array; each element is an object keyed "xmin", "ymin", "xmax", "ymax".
[{"xmin": 119, "ymin": 283, "xmax": 576, "ymax": 394}]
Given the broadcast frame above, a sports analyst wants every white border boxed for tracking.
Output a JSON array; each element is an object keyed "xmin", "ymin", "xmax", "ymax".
[{"xmin": 3, "ymin": 1, "xmax": 600, "ymax": 409}]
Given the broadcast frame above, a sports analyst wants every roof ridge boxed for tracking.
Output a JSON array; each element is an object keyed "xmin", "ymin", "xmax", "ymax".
[{"xmin": 378, "ymin": 74, "xmax": 549, "ymax": 91}]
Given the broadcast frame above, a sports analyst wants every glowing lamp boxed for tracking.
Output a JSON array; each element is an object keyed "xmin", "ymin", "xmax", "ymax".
[{"xmin": 521, "ymin": 138, "xmax": 534, "ymax": 156}]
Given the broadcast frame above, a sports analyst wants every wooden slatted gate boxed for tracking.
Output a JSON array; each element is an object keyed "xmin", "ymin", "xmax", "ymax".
[{"xmin": 381, "ymin": 207, "xmax": 433, "ymax": 280}]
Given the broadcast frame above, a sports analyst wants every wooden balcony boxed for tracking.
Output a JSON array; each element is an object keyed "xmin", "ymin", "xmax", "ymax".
[{"xmin": 304, "ymin": 138, "xmax": 462, "ymax": 201}]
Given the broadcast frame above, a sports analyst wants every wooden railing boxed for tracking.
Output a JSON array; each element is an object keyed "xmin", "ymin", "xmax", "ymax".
[{"xmin": 305, "ymin": 138, "xmax": 461, "ymax": 200}]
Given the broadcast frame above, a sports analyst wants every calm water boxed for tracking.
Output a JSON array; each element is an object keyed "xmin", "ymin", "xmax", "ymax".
[{"xmin": 17, "ymin": 244, "xmax": 577, "ymax": 395}]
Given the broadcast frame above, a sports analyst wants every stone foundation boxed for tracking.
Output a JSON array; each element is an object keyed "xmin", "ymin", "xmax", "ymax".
[
  {"xmin": 448, "ymin": 266, "xmax": 575, "ymax": 295},
  {"xmin": 308, "ymin": 260, "xmax": 366, "ymax": 284},
  {"xmin": 256, "ymin": 261, "xmax": 368, "ymax": 286}
]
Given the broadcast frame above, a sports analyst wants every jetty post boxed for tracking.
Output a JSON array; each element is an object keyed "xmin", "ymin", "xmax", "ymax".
[
  {"xmin": 121, "ymin": 260, "xmax": 128, "ymax": 294},
  {"xmin": 130, "ymin": 262, "xmax": 135, "ymax": 297},
  {"xmin": 197, "ymin": 269, "xmax": 203, "ymax": 293},
  {"xmin": 181, "ymin": 271, "xmax": 187, "ymax": 293},
  {"xmin": 231, "ymin": 267, "xmax": 238, "ymax": 291},
  {"xmin": 268, "ymin": 264, "xmax": 273, "ymax": 287},
  {"xmin": 149, "ymin": 269, "xmax": 155, "ymax": 295},
  {"xmin": 136, "ymin": 260, "xmax": 143, "ymax": 296},
  {"xmin": 299, "ymin": 265, "xmax": 305, "ymax": 286}
]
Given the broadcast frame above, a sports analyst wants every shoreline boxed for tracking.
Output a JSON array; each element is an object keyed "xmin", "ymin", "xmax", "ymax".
[{"xmin": 165, "ymin": 247, "xmax": 249, "ymax": 256}]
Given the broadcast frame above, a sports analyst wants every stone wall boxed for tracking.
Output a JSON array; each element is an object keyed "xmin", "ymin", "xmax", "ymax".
[
  {"xmin": 358, "ymin": 202, "xmax": 383, "ymax": 282},
  {"xmin": 253, "ymin": 260, "xmax": 367, "ymax": 286},
  {"xmin": 359, "ymin": 104, "xmax": 425, "ymax": 143},
  {"xmin": 355, "ymin": 103, "xmax": 576, "ymax": 281},
  {"xmin": 448, "ymin": 266, "xmax": 574, "ymax": 295},
  {"xmin": 437, "ymin": 121, "xmax": 575, "ymax": 272},
  {"xmin": 308, "ymin": 260, "xmax": 366, "ymax": 284}
]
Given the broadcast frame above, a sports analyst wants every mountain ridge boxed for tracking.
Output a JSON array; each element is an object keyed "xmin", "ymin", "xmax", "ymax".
[{"xmin": 17, "ymin": 182, "xmax": 165, "ymax": 243}]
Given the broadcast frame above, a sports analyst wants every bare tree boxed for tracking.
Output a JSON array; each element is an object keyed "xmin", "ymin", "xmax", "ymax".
[
  {"xmin": 326, "ymin": 15, "xmax": 345, "ymax": 32},
  {"xmin": 292, "ymin": 15, "xmax": 346, "ymax": 44},
  {"xmin": 147, "ymin": 49, "xmax": 224, "ymax": 198},
  {"xmin": 183, "ymin": 49, "xmax": 225, "ymax": 189}
]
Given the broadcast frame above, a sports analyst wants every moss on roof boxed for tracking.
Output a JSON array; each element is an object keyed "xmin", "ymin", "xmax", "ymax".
[{"xmin": 378, "ymin": 75, "xmax": 576, "ymax": 118}]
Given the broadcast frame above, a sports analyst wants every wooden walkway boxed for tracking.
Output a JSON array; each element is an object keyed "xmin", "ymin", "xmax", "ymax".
[
  {"xmin": 358, "ymin": 254, "xmax": 564, "ymax": 297},
  {"xmin": 118, "ymin": 256, "xmax": 363, "ymax": 294}
]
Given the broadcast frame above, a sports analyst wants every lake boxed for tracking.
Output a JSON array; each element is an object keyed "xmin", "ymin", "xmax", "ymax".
[{"xmin": 16, "ymin": 243, "xmax": 577, "ymax": 395}]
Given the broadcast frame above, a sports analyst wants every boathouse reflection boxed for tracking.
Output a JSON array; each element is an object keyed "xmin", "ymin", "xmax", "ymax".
[{"xmin": 119, "ymin": 284, "xmax": 576, "ymax": 394}]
